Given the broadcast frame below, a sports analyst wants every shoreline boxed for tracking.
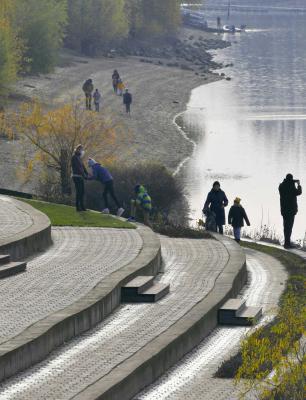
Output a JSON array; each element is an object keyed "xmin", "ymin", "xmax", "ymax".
[{"xmin": 0, "ymin": 29, "xmax": 228, "ymax": 194}]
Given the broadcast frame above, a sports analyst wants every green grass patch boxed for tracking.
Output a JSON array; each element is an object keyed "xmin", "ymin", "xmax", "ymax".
[
  {"xmin": 22, "ymin": 199, "xmax": 135, "ymax": 229},
  {"xmin": 215, "ymin": 241, "xmax": 306, "ymax": 379}
]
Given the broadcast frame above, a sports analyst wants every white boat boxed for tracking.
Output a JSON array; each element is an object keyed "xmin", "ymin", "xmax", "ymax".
[{"xmin": 223, "ymin": 24, "xmax": 246, "ymax": 33}]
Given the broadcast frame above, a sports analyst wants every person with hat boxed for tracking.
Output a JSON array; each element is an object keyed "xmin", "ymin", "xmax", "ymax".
[
  {"xmin": 203, "ymin": 181, "xmax": 228, "ymax": 234},
  {"xmin": 87, "ymin": 158, "xmax": 124, "ymax": 217},
  {"xmin": 279, "ymin": 173, "xmax": 302, "ymax": 249},
  {"xmin": 127, "ymin": 185, "xmax": 152, "ymax": 227},
  {"xmin": 228, "ymin": 197, "xmax": 250, "ymax": 243}
]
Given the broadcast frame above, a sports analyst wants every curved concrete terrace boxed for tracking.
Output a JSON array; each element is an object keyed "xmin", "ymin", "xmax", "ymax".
[
  {"xmin": 0, "ymin": 224, "xmax": 161, "ymax": 383},
  {"xmin": 0, "ymin": 196, "xmax": 51, "ymax": 259},
  {"xmin": 0, "ymin": 234, "xmax": 246, "ymax": 400},
  {"xmin": 135, "ymin": 248, "xmax": 287, "ymax": 400}
]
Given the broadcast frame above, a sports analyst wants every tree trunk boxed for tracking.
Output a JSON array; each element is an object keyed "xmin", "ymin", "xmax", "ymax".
[{"xmin": 60, "ymin": 149, "xmax": 71, "ymax": 195}]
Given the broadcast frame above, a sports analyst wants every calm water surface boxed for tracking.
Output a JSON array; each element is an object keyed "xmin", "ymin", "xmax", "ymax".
[{"xmin": 183, "ymin": 1, "xmax": 306, "ymax": 240}]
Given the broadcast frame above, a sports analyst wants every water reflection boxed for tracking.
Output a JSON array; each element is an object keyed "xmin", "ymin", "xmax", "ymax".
[{"xmin": 183, "ymin": 7, "xmax": 306, "ymax": 240}]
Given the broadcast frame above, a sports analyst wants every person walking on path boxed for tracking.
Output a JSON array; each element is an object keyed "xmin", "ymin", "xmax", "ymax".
[
  {"xmin": 127, "ymin": 185, "xmax": 152, "ymax": 227},
  {"xmin": 203, "ymin": 181, "xmax": 228, "ymax": 234},
  {"xmin": 87, "ymin": 158, "xmax": 124, "ymax": 217},
  {"xmin": 112, "ymin": 70, "xmax": 120, "ymax": 93},
  {"xmin": 93, "ymin": 89, "xmax": 101, "ymax": 112},
  {"xmin": 228, "ymin": 197, "xmax": 250, "ymax": 243},
  {"xmin": 279, "ymin": 173, "xmax": 302, "ymax": 249},
  {"xmin": 123, "ymin": 89, "xmax": 132, "ymax": 115},
  {"xmin": 82, "ymin": 79, "xmax": 94, "ymax": 110},
  {"xmin": 71, "ymin": 144, "xmax": 88, "ymax": 212}
]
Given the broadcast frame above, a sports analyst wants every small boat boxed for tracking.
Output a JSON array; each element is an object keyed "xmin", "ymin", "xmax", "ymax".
[{"xmin": 223, "ymin": 24, "xmax": 246, "ymax": 33}]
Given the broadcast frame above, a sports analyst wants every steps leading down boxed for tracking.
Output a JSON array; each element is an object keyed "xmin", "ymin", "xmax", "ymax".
[
  {"xmin": 0, "ymin": 254, "xmax": 27, "ymax": 279},
  {"xmin": 218, "ymin": 298, "xmax": 262, "ymax": 326},
  {"xmin": 122, "ymin": 275, "xmax": 170, "ymax": 303}
]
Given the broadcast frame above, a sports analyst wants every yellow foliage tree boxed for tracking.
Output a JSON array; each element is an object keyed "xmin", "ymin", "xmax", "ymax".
[
  {"xmin": 236, "ymin": 281, "xmax": 306, "ymax": 400},
  {"xmin": 4, "ymin": 101, "xmax": 125, "ymax": 195}
]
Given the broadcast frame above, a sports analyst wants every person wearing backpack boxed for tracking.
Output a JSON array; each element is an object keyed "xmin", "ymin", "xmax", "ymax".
[
  {"xmin": 228, "ymin": 197, "xmax": 250, "ymax": 243},
  {"xmin": 87, "ymin": 158, "xmax": 124, "ymax": 216}
]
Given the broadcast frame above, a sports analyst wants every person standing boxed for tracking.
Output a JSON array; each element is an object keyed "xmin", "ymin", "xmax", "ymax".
[
  {"xmin": 93, "ymin": 89, "xmax": 101, "ymax": 112},
  {"xmin": 123, "ymin": 89, "xmax": 132, "ymax": 115},
  {"xmin": 217, "ymin": 16, "xmax": 221, "ymax": 30},
  {"xmin": 228, "ymin": 197, "xmax": 250, "ymax": 243},
  {"xmin": 112, "ymin": 70, "xmax": 120, "ymax": 93},
  {"xmin": 82, "ymin": 79, "xmax": 94, "ymax": 110},
  {"xmin": 203, "ymin": 181, "xmax": 228, "ymax": 234},
  {"xmin": 87, "ymin": 158, "xmax": 124, "ymax": 217},
  {"xmin": 71, "ymin": 144, "xmax": 88, "ymax": 212},
  {"xmin": 279, "ymin": 173, "xmax": 302, "ymax": 249}
]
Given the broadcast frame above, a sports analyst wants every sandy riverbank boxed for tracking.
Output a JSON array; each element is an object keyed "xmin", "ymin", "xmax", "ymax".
[{"xmin": 0, "ymin": 29, "xmax": 229, "ymax": 193}]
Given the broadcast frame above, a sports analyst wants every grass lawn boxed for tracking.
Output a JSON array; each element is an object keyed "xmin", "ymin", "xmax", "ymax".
[{"xmin": 22, "ymin": 199, "xmax": 135, "ymax": 229}]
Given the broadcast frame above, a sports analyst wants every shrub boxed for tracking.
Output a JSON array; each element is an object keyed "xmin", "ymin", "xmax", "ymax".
[{"xmin": 85, "ymin": 161, "xmax": 187, "ymax": 221}]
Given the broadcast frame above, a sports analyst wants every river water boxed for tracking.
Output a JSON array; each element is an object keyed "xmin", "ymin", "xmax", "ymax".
[{"xmin": 182, "ymin": 0, "xmax": 306, "ymax": 241}]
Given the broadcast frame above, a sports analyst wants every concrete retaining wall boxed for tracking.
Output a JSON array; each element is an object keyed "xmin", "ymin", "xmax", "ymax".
[
  {"xmin": 72, "ymin": 234, "xmax": 247, "ymax": 400},
  {"xmin": 0, "ymin": 198, "xmax": 52, "ymax": 260},
  {"xmin": 0, "ymin": 225, "xmax": 161, "ymax": 383}
]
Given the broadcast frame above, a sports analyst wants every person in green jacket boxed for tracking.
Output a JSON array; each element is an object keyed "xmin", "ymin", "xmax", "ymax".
[{"xmin": 127, "ymin": 184, "xmax": 152, "ymax": 227}]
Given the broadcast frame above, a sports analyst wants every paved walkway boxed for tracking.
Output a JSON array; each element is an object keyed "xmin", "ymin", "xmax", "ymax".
[
  {"xmin": 0, "ymin": 196, "xmax": 33, "ymax": 240},
  {"xmin": 135, "ymin": 249, "xmax": 287, "ymax": 400},
  {"xmin": 0, "ymin": 237, "xmax": 229, "ymax": 399},
  {"xmin": 0, "ymin": 227, "xmax": 142, "ymax": 343}
]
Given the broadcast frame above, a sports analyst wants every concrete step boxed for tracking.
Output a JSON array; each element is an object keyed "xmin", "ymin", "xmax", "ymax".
[
  {"xmin": 0, "ymin": 254, "xmax": 10, "ymax": 266},
  {"xmin": 218, "ymin": 298, "xmax": 262, "ymax": 326},
  {"xmin": 122, "ymin": 275, "xmax": 155, "ymax": 299},
  {"xmin": 122, "ymin": 281, "xmax": 170, "ymax": 303},
  {"xmin": 0, "ymin": 261, "xmax": 27, "ymax": 279},
  {"xmin": 218, "ymin": 298, "xmax": 246, "ymax": 324},
  {"xmin": 236, "ymin": 306, "xmax": 262, "ymax": 326}
]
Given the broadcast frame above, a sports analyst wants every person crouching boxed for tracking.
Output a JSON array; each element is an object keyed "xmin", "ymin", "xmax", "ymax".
[
  {"xmin": 87, "ymin": 158, "xmax": 124, "ymax": 217},
  {"xmin": 228, "ymin": 197, "xmax": 250, "ymax": 243},
  {"xmin": 127, "ymin": 185, "xmax": 152, "ymax": 227}
]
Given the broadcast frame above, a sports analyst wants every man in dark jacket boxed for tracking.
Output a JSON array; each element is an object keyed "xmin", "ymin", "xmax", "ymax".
[
  {"xmin": 203, "ymin": 181, "xmax": 228, "ymax": 234},
  {"xmin": 228, "ymin": 197, "xmax": 250, "ymax": 243},
  {"xmin": 123, "ymin": 89, "xmax": 132, "ymax": 114},
  {"xmin": 71, "ymin": 144, "xmax": 88, "ymax": 211},
  {"xmin": 87, "ymin": 158, "xmax": 124, "ymax": 216},
  {"xmin": 82, "ymin": 79, "xmax": 94, "ymax": 110},
  {"xmin": 279, "ymin": 173, "xmax": 302, "ymax": 248}
]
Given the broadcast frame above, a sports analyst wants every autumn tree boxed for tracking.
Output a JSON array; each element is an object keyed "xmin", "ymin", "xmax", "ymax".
[
  {"xmin": 66, "ymin": 0, "xmax": 128, "ymax": 54},
  {"xmin": 15, "ymin": 0, "xmax": 67, "ymax": 73},
  {"xmin": 0, "ymin": 0, "xmax": 22, "ymax": 96},
  {"xmin": 4, "ymin": 101, "xmax": 124, "ymax": 195}
]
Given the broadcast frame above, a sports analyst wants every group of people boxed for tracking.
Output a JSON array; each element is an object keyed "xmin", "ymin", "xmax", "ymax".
[
  {"xmin": 71, "ymin": 145, "xmax": 152, "ymax": 225},
  {"xmin": 202, "ymin": 181, "xmax": 250, "ymax": 243},
  {"xmin": 81, "ymin": 70, "xmax": 132, "ymax": 115},
  {"xmin": 203, "ymin": 174, "xmax": 302, "ymax": 248}
]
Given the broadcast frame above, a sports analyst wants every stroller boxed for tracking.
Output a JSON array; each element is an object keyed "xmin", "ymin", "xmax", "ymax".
[{"xmin": 203, "ymin": 209, "xmax": 217, "ymax": 232}]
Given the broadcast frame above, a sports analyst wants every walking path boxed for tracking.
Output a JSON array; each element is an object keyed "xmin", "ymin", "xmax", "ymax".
[
  {"xmin": 135, "ymin": 248, "xmax": 287, "ymax": 400},
  {"xmin": 0, "ymin": 227, "xmax": 143, "ymax": 343},
  {"xmin": 0, "ymin": 196, "xmax": 33, "ymax": 240},
  {"xmin": 0, "ymin": 237, "xmax": 230, "ymax": 399}
]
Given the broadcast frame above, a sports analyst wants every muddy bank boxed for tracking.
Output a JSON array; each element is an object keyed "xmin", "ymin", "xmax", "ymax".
[{"xmin": 0, "ymin": 29, "xmax": 230, "ymax": 194}]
